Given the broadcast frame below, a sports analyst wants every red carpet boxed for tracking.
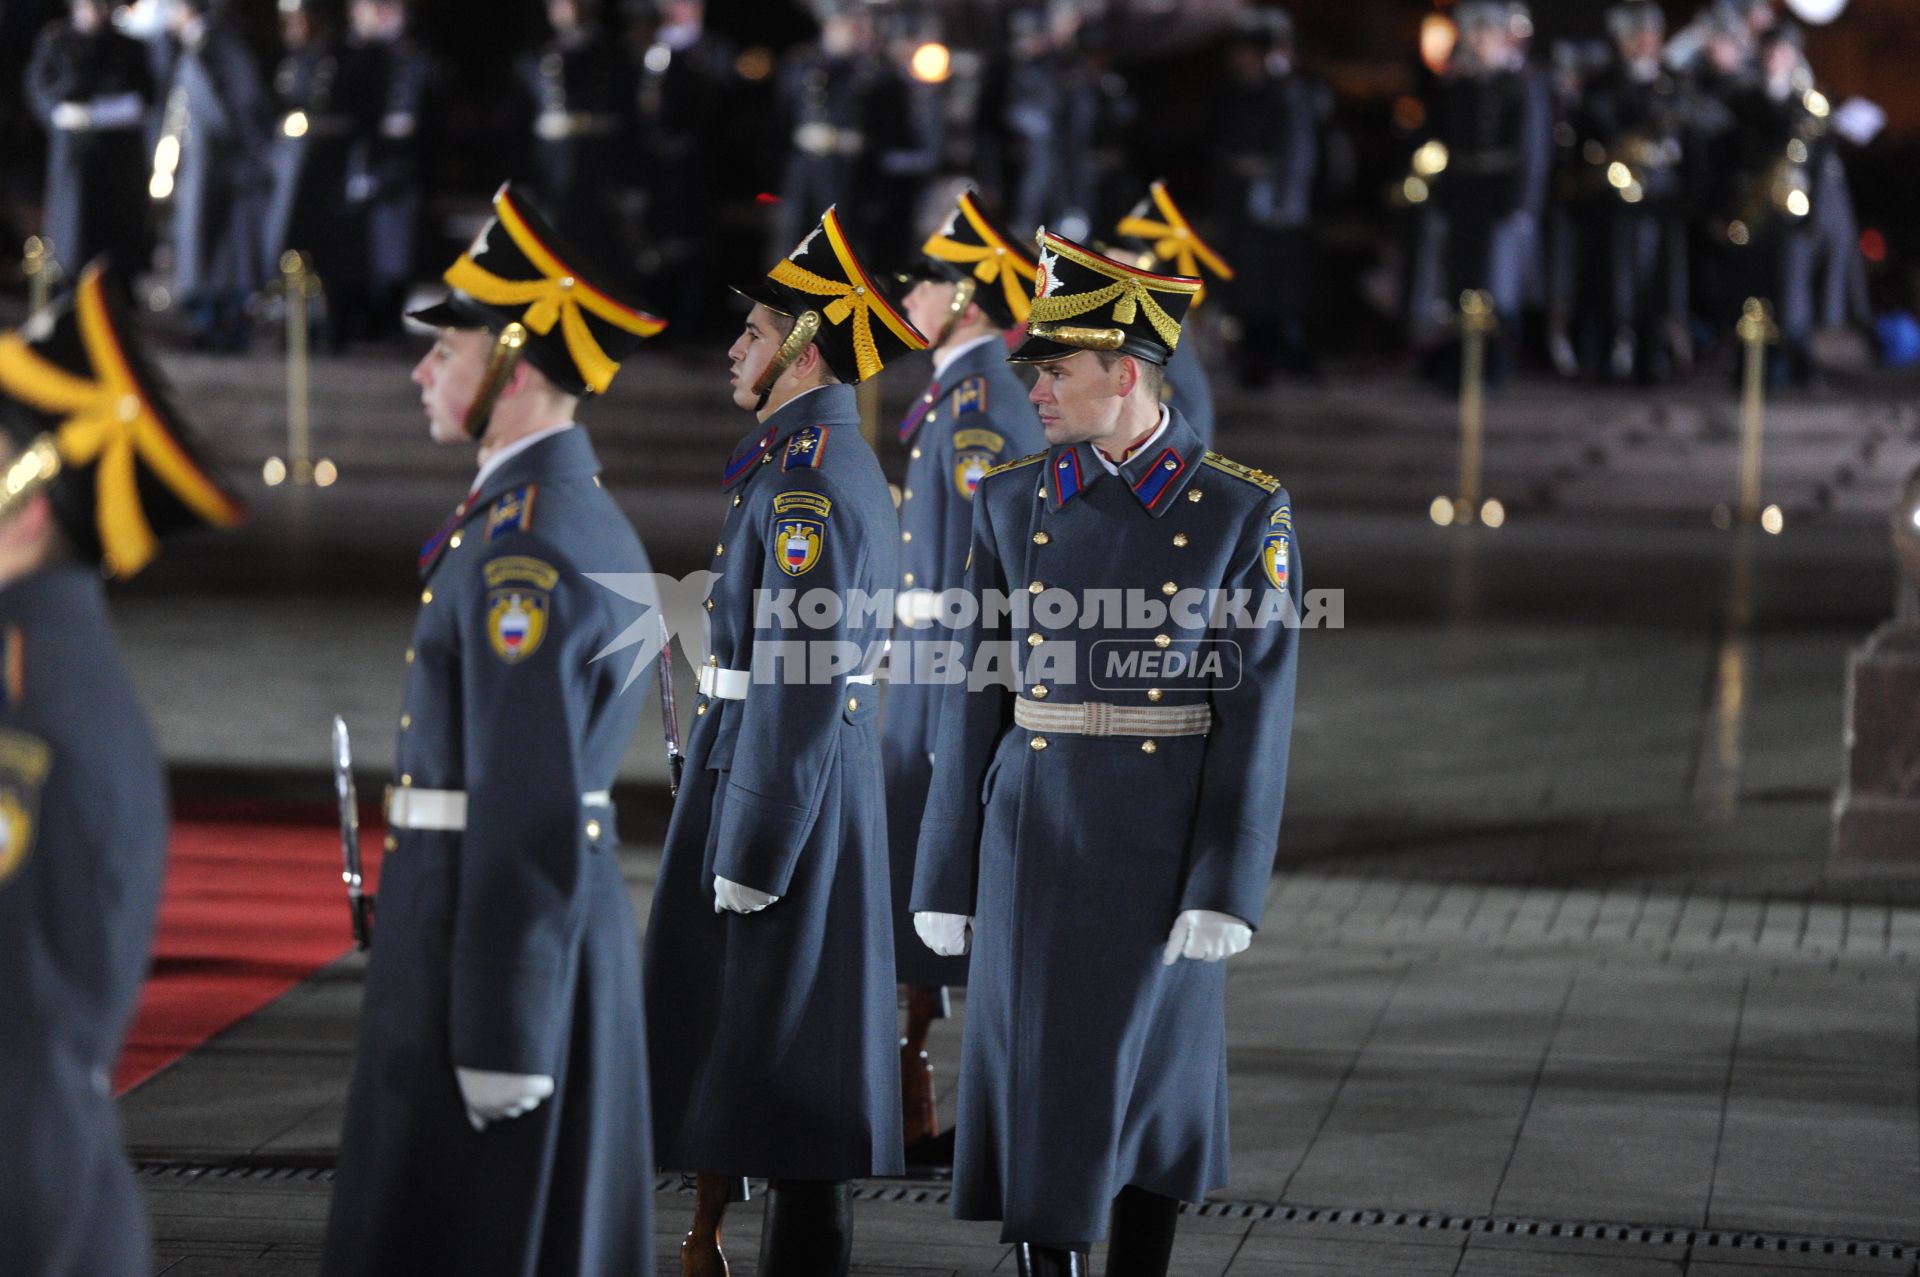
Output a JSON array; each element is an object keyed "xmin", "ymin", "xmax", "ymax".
[{"xmin": 115, "ymin": 798, "xmax": 384, "ymax": 1095}]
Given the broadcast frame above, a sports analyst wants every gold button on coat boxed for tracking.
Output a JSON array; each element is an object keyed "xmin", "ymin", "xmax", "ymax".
[
  {"xmin": 1172, "ymin": 533, "xmax": 1189, "ymax": 547},
  {"xmin": 585, "ymin": 820, "xmax": 602, "ymax": 840},
  {"xmin": 1030, "ymin": 736, "xmax": 1048, "ymax": 750},
  {"xmin": 847, "ymin": 697, "xmax": 859, "ymax": 712},
  {"xmin": 1031, "ymin": 685, "xmax": 1049, "ymax": 699},
  {"xmin": 1161, "ymin": 581, "xmax": 1177, "ymax": 596},
  {"xmin": 1027, "ymin": 633, "xmax": 1044, "ymax": 647},
  {"xmin": 1187, "ymin": 489, "xmax": 1203, "ymax": 503},
  {"xmin": 1147, "ymin": 688, "xmax": 1163, "ymax": 702},
  {"xmin": 1141, "ymin": 740, "xmax": 1157, "ymax": 754},
  {"xmin": 1028, "ymin": 580, "xmax": 1044, "ymax": 595},
  {"xmin": 1154, "ymin": 634, "xmax": 1172, "ymax": 649},
  {"xmin": 1033, "ymin": 531, "xmax": 1050, "ymax": 545}
]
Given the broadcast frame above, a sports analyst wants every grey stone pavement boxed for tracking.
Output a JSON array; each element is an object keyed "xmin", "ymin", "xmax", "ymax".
[{"xmin": 75, "ymin": 343, "xmax": 1920, "ymax": 1273}]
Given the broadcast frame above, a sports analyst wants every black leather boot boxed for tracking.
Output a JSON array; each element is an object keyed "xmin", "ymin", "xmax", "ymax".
[
  {"xmin": 756, "ymin": 1178, "xmax": 852, "ymax": 1277},
  {"xmin": 1104, "ymin": 1185, "xmax": 1179, "ymax": 1277},
  {"xmin": 1016, "ymin": 1242, "xmax": 1089, "ymax": 1276}
]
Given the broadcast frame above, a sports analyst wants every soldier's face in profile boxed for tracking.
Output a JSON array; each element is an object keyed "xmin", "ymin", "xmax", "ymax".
[
  {"xmin": 1028, "ymin": 352, "xmax": 1124, "ymax": 447},
  {"xmin": 412, "ymin": 329, "xmax": 489, "ymax": 445},
  {"xmin": 727, "ymin": 305, "xmax": 788, "ymax": 411},
  {"xmin": 902, "ymin": 279, "xmax": 960, "ymax": 342}
]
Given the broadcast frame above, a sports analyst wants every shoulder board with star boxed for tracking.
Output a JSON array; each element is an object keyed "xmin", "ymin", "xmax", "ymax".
[
  {"xmin": 1201, "ymin": 451, "xmax": 1282, "ymax": 494},
  {"xmin": 948, "ymin": 375, "xmax": 988, "ymax": 418},
  {"xmin": 483, "ymin": 484, "xmax": 539, "ymax": 544},
  {"xmin": 783, "ymin": 425, "xmax": 829, "ymax": 471},
  {"xmin": 982, "ymin": 452, "xmax": 1046, "ymax": 480}
]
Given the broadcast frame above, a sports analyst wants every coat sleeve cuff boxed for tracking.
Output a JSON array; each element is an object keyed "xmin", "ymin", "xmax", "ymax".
[
  {"xmin": 449, "ymin": 954, "xmax": 569, "ymax": 1076},
  {"xmin": 1177, "ymin": 828, "xmax": 1278, "ymax": 931},
  {"xmin": 711, "ymin": 782, "xmax": 818, "ymax": 897}
]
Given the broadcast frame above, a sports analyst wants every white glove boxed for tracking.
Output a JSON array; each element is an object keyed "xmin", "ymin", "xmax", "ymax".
[
  {"xmin": 1161, "ymin": 910, "xmax": 1252, "ymax": 967},
  {"xmin": 714, "ymin": 875, "xmax": 779, "ymax": 914},
  {"xmin": 454, "ymin": 1066, "xmax": 554, "ymax": 1132},
  {"xmin": 914, "ymin": 911, "xmax": 971, "ymax": 957},
  {"xmin": 51, "ymin": 102, "xmax": 91, "ymax": 131}
]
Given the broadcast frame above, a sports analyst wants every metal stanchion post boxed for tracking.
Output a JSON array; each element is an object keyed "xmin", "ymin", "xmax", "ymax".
[
  {"xmin": 265, "ymin": 251, "xmax": 336, "ymax": 488},
  {"xmin": 23, "ymin": 237, "xmax": 59, "ymax": 315},
  {"xmin": 1731, "ymin": 297, "xmax": 1780, "ymax": 533},
  {"xmin": 1431, "ymin": 289, "xmax": 1505, "ymax": 528}
]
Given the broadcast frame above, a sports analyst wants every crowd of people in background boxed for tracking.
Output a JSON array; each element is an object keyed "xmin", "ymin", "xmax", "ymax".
[
  {"xmin": 6, "ymin": 0, "xmax": 1881, "ymax": 388},
  {"xmin": 1404, "ymin": 0, "xmax": 1873, "ymax": 389}
]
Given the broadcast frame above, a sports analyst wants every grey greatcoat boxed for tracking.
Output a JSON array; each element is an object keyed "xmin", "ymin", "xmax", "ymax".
[
  {"xmin": 321, "ymin": 428, "xmax": 656, "ymax": 1277},
  {"xmin": 0, "ymin": 569, "xmax": 169, "ymax": 1277},
  {"xmin": 645, "ymin": 384, "xmax": 904, "ymax": 1181},
  {"xmin": 912, "ymin": 409, "xmax": 1301, "ymax": 1248},
  {"xmin": 164, "ymin": 14, "xmax": 273, "ymax": 300},
  {"xmin": 25, "ymin": 21, "xmax": 156, "ymax": 277}
]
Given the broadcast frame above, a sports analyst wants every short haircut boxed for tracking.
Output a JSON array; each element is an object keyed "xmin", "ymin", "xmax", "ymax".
[{"xmin": 1092, "ymin": 349, "xmax": 1165, "ymax": 401}]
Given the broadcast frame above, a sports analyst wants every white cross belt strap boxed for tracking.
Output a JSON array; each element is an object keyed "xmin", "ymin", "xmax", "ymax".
[
  {"xmin": 386, "ymin": 787, "xmax": 614, "ymax": 832},
  {"xmin": 1012, "ymin": 697, "xmax": 1212, "ymax": 738},
  {"xmin": 697, "ymin": 666, "xmax": 877, "ymax": 701}
]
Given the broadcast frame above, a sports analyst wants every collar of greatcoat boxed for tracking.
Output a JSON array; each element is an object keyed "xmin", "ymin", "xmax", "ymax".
[{"xmin": 1044, "ymin": 405, "xmax": 1203, "ymax": 517}]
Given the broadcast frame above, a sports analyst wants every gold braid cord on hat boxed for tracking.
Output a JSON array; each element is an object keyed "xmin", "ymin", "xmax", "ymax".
[
  {"xmin": 1028, "ymin": 238, "xmax": 1199, "ymax": 353},
  {"xmin": 1115, "ymin": 183, "xmax": 1234, "ymax": 306},
  {"xmin": 0, "ymin": 270, "xmax": 242, "ymax": 576},
  {"xmin": 922, "ymin": 203, "xmax": 1038, "ymax": 323},
  {"xmin": 442, "ymin": 190, "xmax": 664, "ymax": 393},
  {"xmin": 766, "ymin": 210, "xmax": 926, "ymax": 382}
]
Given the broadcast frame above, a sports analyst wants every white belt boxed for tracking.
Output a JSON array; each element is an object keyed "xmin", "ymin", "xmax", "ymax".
[
  {"xmin": 386, "ymin": 786, "xmax": 612, "ymax": 832},
  {"xmin": 697, "ymin": 666, "xmax": 876, "ymax": 701},
  {"xmin": 895, "ymin": 589, "xmax": 940, "ymax": 625}
]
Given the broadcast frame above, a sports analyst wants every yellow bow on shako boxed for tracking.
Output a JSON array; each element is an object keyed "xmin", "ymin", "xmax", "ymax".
[
  {"xmin": 1115, "ymin": 181, "xmax": 1235, "ymax": 307},
  {"xmin": 922, "ymin": 197, "xmax": 1039, "ymax": 325},
  {"xmin": 768, "ymin": 208, "xmax": 928, "ymax": 382},
  {"xmin": 0, "ymin": 270, "xmax": 242, "ymax": 576},
  {"xmin": 442, "ymin": 190, "xmax": 665, "ymax": 394}
]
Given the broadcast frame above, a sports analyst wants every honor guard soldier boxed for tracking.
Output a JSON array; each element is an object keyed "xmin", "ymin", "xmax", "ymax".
[
  {"xmin": 889, "ymin": 189, "xmax": 1046, "ymax": 1165},
  {"xmin": 26, "ymin": 0, "xmax": 157, "ymax": 280},
  {"xmin": 644, "ymin": 206, "xmax": 926, "ymax": 1277},
  {"xmin": 516, "ymin": 0, "xmax": 638, "ymax": 258},
  {"xmin": 774, "ymin": 3, "xmax": 912, "ymax": 258},
  {"xmin": 1112, "ymin": 181, "xmax": 1232, "ymax": 448},
  {"xmin": 635, "ymin": 0, "xmax": 738, "ymax": 336},
  {"xmin": 1211, "ymin": 8, "xmax": 1331, "ymax": 386},
  {"xmin": 264, "ymin": 0, "xmax": 378, "ymax": 347},
  {"xmin": 158, "ymin": 0, "xmax": 275, "ymax": 352},
  {"xmin": 349, "ymin": 0, "xmax": 436, "ymax": 339},
  {"xmin": 0, "ymin": 262, "xmax": 245, "ymax": 1277},
  {"xmin": 1581, "ymin": 2, "xmax": 1691, "ymax": 383},
  {"xmin": 1426, "ymin": 0, "xmax": 1554, "ymax": 382},
  {"xmin": 911, "ymin": 231, "xmax": 1302, "ymax": 1277},
  {"xmin": 320, "ymin": 184, "xmax": 667, "ymax": 1277}
]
